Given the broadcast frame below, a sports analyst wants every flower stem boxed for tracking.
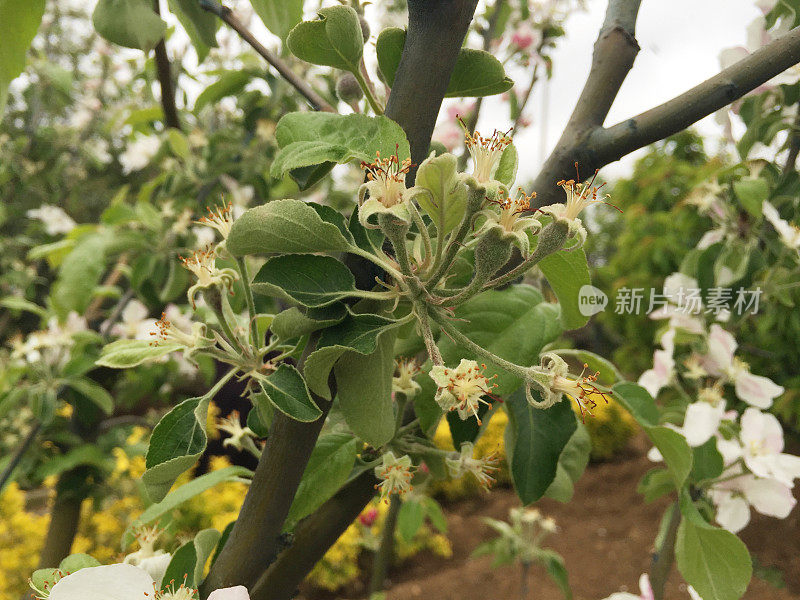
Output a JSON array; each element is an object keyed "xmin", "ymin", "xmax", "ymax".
[
  {"xmin": 649, "ymin": 502, "xmax": 681, "ymax": 600},
  {"xmin": 369, "ymin": 494, "xmax": 401, "ymax": 595},
  {"xmin": 236, "ymin": 257, "xmax": 260, "ymax": 352},
  {"xmin": 354, "ymin": 69, "xmax": 384, "ymax": 115}
]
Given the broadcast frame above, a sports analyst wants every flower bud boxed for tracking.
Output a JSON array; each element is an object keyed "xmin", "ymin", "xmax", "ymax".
[
  {"xmin": 336, "ymin": 72, "xmax": 363, "ymax": 104},
  {"xmin": 475, "ymin": 226, "xmax": 513, "ymax": 280},
  {"xmin": 359, "ymin": 15, "xmax": 371, "ymax": 43}
]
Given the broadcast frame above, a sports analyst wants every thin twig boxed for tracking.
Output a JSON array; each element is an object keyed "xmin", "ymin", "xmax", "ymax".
[
  {"xmin": 198, "ymin": 0, "xmax": 336, "ymax": 113},
  {"xmin": 783, "ymin": 100, "xmax": 800, "ymax": 175},
  {"xmin": 153, "ymin": 0, "xmax": 182, "ymax": 130},
  {"xmin": 0, "ymin": 423, "xmax": 41, "ymax": 491}
]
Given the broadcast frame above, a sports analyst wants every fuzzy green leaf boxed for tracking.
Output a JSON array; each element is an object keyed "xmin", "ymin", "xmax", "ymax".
[
  {"xmin": 252, "ymin": 254, "xmax": 357, "ymax": 307},
  {"xmin": 251, "ymin": 0, "xmax": 303, "ymax": 40},
  {"xmin": 227, "ymin": 199, "xmax": 352, "ymax": 256},
  {"xmin": 260, "ymin": 363, "xmax": 321, "ymax": 422},
  {"xmin": 414, "ymin": 152, "xmax": 468, "ymax": 235},
  {"xmin": 92, "ymin": 0, "xmax": 166, "ymax": 50},
  {"xmin": 96, "ymin": 339, "xmax": 181, "ymax": 369},
  {"xmin": 270, "ymin": 304, "xmax": 348, "ymax": 340},
  {"xmin": 538, "ymin": 248, "xmax": 591, "ymax": 330},
  {"xmin": 0, "ymin": 0, "xmax": 45, "ymax": 112},
  {"xmin": 286, "ymin": 5, "xmax": 363, "ymax": 71}
]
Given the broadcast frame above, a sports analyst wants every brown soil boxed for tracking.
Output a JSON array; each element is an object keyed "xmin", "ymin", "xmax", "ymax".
[{"xmin": 302, "ymin": 434, "xmax": 800, "ymax": 600}]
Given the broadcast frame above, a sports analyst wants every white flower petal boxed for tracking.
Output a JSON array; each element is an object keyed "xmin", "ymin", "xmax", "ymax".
[
  {"xmin": 740, "ymin": 408, "xmax": 784, "ymax": 454},
  {"xmin": 704, "ymin": 325, "xmax": 737, "ymax": 376},
  {"xmin": 208, "ymin": 586, "xmax": 251, "ymax": 600},
  {"xmin": 682, "ymin": 402, "xmax": 725, "ymax": 447},
  {"xmin": 50, "ymin": 564, "xmax": 155, "ymax": 600},
  {"xmin": 734, "ymin": 371, "xmax": 783, "ymax": 408},
  {"xmin": 638, "ymin": 573, "xmax": 655, "ymax": 600},
  {"xmin": 714, "ymin": 493, "xmax": 750, "ymax": 533},
  {"xmin": 742, "ymin": 477, "xmax": 796, "ymax": 518}
]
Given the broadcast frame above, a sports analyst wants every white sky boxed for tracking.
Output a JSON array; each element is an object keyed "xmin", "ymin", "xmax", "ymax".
[{"xmin": 475, "ymin": 0, "xmax": 763, "ymax": 181}]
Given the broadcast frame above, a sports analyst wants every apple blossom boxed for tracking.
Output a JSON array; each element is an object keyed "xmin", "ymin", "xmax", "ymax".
[
  {"xmin": 762, "ymin": 200, "xmax": 800, "ymax": 250},
  {"xmin": 43, "ymin": 563, "xmax": 251, "ymax": 600},
  {"xmin": 638, "ymin": 328, "xmax": 676, "ymax": 399},
  {"xmin": 374, "ymin": 451, "xmax": 414, "ymax": 501},
  {"xmin": 601, "ymin": 573, "xmax": 654, "ymax": 600},
  {"xmin": 700, "ymin": 325, "xmax": 784, "ymax": 408},
  {"xmin": 357, "ymin": 150, "xmax": 415, "ymax": 228},
  {"xmin": 446, "ymin": 442, "xmax": 499, "ymax": 490},
  {"xmin": 119, "ymin": 134, "xmax": 161, "ymax": 175},
  {"xmin": 429, "ymin": 359, "xmax": 496, "ymax": 423},
  {"xmin": 26, "ymin": 205, "xmax": 77, "ymax": 236},
  {"xmin": 461, "ymin": 121, "xmax": 513, "ymax": 184}
]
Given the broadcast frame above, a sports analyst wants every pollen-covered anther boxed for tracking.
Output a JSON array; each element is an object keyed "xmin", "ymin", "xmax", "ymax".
[
  {"xmin": 552, "ymin": 363, "xmax": 610, "ymax": 421},
  {"xmin": 359, "ymin": 148, "xmax": 413, "ymax": 208},
  {"xmin": 195, "ymin": 202, "xmax": 235, "ymax": 240},
  {"xmin": 430, "ymin": 359, "xmax": 498, "ymax": 424},
  {"xmin": 373, "ymin": 452, "xmax": 415, "ymax": 502},
  {"xmin": 179, "ymin": 245, "xmax": 238, "ymax": 308},
  {"xmin": 460, "ymin": 117, "xmax": 513, "ymax": 183},
  {"xmin": 555, "ymin": 166, "xmax": 620, "ymax": 221}
]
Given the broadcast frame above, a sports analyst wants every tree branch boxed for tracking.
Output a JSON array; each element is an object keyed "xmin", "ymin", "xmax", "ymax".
[
  {"xmin": 198, "ymin": 0, "xmax": 336, "ymax": 113},
  {"xmin": 249, "ymin": 471, "xmax": 379, "ymax": 600},
  {"xmin": 782, "ymin": 100, "xmax": 800, "ymax": 175},
  {"xmin": 37, "ymin": 475, "xmax": 84, "ymax": 569},
  {"xmin": 200, "ymin": 336, "xmax": 333, "ymax": 595},
  {"xmin": 0, "ymin": 423, "xmax": 40, "ymax": 492},
  {"xmin": 153, "ymin": 0, "xmax": 181, "ymax": 130},
  {"xmin": 531, "ymin": 0, "xmax": 641, "ymax": 205},
  {"xmin": 385, "ymin": 0, "xmax": 481, "ymax": 174},
  {"xmin": 533, "ymin": 22, "xmax": 800, "ymax": 207}
]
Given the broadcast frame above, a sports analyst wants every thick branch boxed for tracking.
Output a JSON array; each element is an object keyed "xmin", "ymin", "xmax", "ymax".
[
  {"xmin": 0, "ymin": 423, "xmax": 40, "ymax": 491},
  {"xmin": 385, "ymin": 0, "xmax": 480, "ymax": 173},
  {"xmin": 153, "ymin": 0, "xmax": 181, "ymax": 130},
  {"xmin": 533, "ymin": 24, "xmax": 800, "ymax": 206},
  {"xmin": 249, "ymin": 471, "xmax": 378, "ymax": 600},
  {"xmin": 37, "ymin": 477, "xmax": 83, "ymax": 568},
  {"xmin": 200, "ymin": 337, "xmax": 333, "ymax": 596},
  {"xmin": 199, "ymin": 0, "xmax": 336, "ymax": 113},
  {"xmin": 531, "ymin": 0, "xmax": 641, "ymax": 205}
]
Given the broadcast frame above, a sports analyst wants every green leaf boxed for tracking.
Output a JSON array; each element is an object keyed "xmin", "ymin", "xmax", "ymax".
[
  {"xmin": 543, "ymin": 422, "xmax": 591, "ymax": 502},
  {"xmin": 676, "ymin": 519, "xmax": 752, "ymax": 600},
  {"xmin": 538, "ymin": 248, "xmax": 591, "ymax": 330},
  {"xmin": 0, "ymin": 296, "xmax": 47, "ymax": 317},
  {"xmin": 35, "ymin": 445, "xmax": 111, "ymax": 479},
  {"xmin": 252, "ymin": 254, "xmax": 358, "ymax": 307},
  {"xmin": 438, "ymin": 285, "xmax": 562, "ymax": 395},
  {"xmin": 376, "ymin": 28, "xmax": 513, "ymax": 97},
  {"xmin": 96, "ymin": 339, "xmax": 181, "ymax": 369},
  {"xmin": 638, "ymin": 468, "xmax": 675, "ymax": 503},
  {"xmin": 63, "ymin": 378, "xmax": 114, "ymax": 415},
  {"xmin": 0, "ymin": 0, "xmax": 45, "ymax": 112},
  {"xmin": 421, "ymin": 496, "xmax": 447, "ymax": 533},
  {"xmin": 167, "ymin": 0, "xmax": 218, "ymax": 62},
  {"xmin": 286, "ymin": 5, "xmax": 363, "ymax": 72},
  {"xmin": 733, "ymin": 177, "xmax": 767, "ymax": 217},
  {"xmin": 413, "ymin": 152, "xmax": 468, "ymax": 235},
  {"xmin": 271, "ymin": 112, "xmax": 410, "ymax": 182},
  {"xmin": 648, "ymin": 426, "xmax": 692, "ymax": 490},
  {"xmin": 540, "ymin": 549, "xmax": 572, "ymax": 600},
  {"xmin": 58, "ymin": 554, "xmax": 101, "ymax": 574},
  {"xmin": 397, "ymin": 498, "xmax": 425, "ymax": 542},
  {"xmin": 304, "ymin": 312, "xmax": 402, "ymax": 399},
  {"xmin": 142, "ymin": 375, "xmax": 233, "ymax": 501},
  {"xmin": 445, "ymin": 48, "xmax": 514, "ymax": 97},
  {"xmin": 334, "ymin": 329, "xmax": 397, "ymax": 446},
  {"xmin": 612, "ymin": 382, "xmax": 660, "ymax": 427},
  {"xmin": 270, "ymin": 304, "xmax": 347, "ymax": 340},
  {"xmin": 194, "ymin": 70, "xmax": 252, "ymax": 113},
  {"xmin": 92, "ymin": 0, "xmax": 166, "ymax": 50},
  {"xmin": 227, "ymin": 199, "xmax": 352, "ymax": 256},
  {"xmin": 124, "ymin": 466, "xmax": 251, "ymax": 547},
  {"xmin": 505, "ymin": 389, "xmax": 577, "ymax": 504},
  {"xmin": 51, "ymin": 231, "xmax": 112, "ymax": 318},
  {"xmin": 495, "ymin": 143, "xmax": 518, "ymax": 187},
  {"xmin": 285, "ymin": 433, "xmax": 358, "ymax": 529},
  {"xmin": 260, "ymin": 364, "xmax": 321, "ymax": 422},
  {"xmin": 692, "ymin": 437, "xmax": 724, "ymax": 482},
  {"xmin": 614, "ymin": 384, "xmax": 692, "ymax": 490},
  {"xmin": 162, "ymin": 528, "xmax": 220, "ymax": 587},
  {"xmin": 252, "ymin": 0, "xmax": 303, "ymax": 40}
]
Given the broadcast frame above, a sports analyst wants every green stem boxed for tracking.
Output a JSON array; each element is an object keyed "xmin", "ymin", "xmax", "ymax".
[
  {"xmin": 416, "ymin": 305, "xmax": 443, "ymax": 365},
  {"xmin": 354, "ymin": 69, "xmax": 383, "ymax": 115},
  {"xmin": 409, "ymin": 201, "xmax": 434, "ymax": 268},
  {"xmin": 236, "ymin": 257, "xmax": 260, "ymax": 352},
  {"xmin": 431, "ymin": 309, "xmax": 528, "ymax": 378},
  {"xmin": 484, "ymin": 223, "xmax": 567, "ymax": 289},
  {"xmin": 649, "ymin": 502, "xmax": 681, "ymax": 600},
  {"xmin": 369, "ymin": 494, "xmax": 401, "ymax": 595},
  {"xmin": 348, "ymin": 245, "xmax": 405, "ymax": 283}
]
